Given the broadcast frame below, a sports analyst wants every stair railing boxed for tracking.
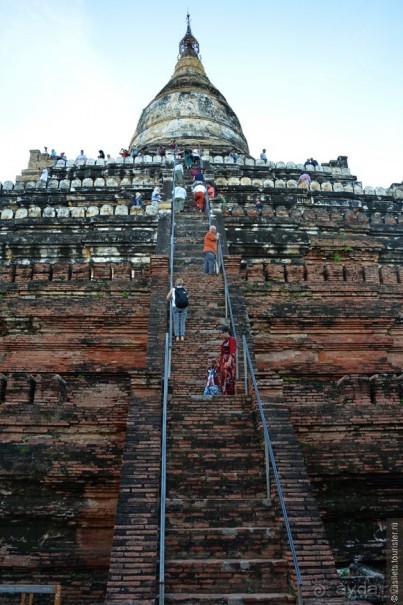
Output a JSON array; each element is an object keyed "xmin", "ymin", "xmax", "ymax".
[
  {"xmin": 242, "ymin": 335, "xmax": 303, "ymax": 605},
  {"xmin": 167, "ymin": 149, "xmax": 177, "ymax": 378},
  {"xmin": 158, "ymin": 151, "xmax": 179, "ymax": 603},
  {"xmin": 158, "ymin": 332, "xmax": 170, "ymax": 605}
]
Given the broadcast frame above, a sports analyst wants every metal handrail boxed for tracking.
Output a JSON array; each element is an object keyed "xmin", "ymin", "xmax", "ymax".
[
  {"xmin": 167, "ymin": 149, "xmax": 177, "ymax": 378},
  {"xmin": 159, "ymin": 153, "xmax": 178, "ymax": 604},
  {"xmin": 158, "ymin": 333, "xmax": 170, "ymax": 604},
  {"xmin": 242, "ymin": 335, "xmax": 303, "ymax": 605}
]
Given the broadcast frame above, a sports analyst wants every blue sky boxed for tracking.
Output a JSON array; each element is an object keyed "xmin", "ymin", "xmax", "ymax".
[{"xmin": 0, "ymin": 0, "xmax": 402, "ymax": 187}]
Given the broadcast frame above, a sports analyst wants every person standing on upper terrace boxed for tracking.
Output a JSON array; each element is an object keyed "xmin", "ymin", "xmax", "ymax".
[
  {"xmin": 157, "ymin": 145, "xmax": 166, "ymax": 165},
  {"xmin": 260, "ymin": 149, "xmax": 267, "ymax": 163},
  {"xmin": 151, "ymin": 186, "xmax": 163, "ymax": 209},
  {"xmin": 76, "ymin": 150, "xmax": 87, "ymax": 161},
  {"xmin": 298, "ymin": 172, "xmax": 311, "ymax": 188},
  {"xmin": 229, "ymin": 147, "xmax": 238, "ymax": 163},
  {"xmin": 203, "ymin": 225, "xmax": 219, "ymax": 274},
  {"xmin": 39, "ymin": 168, "xmax": 48, "ymax": 183},
  {"xmin": 207, "ymin": 182, "xmax": 216, "ymax": 199},
  {"xmin": 304, "ymin": 157, "xmax": 318, "ymax": 168}
]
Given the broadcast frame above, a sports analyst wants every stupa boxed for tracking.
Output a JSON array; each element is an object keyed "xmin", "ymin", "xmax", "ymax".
[{"xmin": 129, "ymin": 14, "xmax": 249, "ymax": 155}]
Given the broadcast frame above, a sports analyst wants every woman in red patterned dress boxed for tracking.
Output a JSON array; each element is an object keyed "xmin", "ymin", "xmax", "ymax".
[{"xmin": 219, "ymin": 326, "xmax": 237, "ymax": 395}]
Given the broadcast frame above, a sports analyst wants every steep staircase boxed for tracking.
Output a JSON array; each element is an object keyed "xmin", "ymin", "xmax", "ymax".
[{"xmin": 163, "ymin": 193, "xmax": 296, "ymax": 603}]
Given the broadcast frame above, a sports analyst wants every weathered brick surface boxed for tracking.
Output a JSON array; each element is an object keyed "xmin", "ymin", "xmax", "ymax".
[
  {"xmin": 2, "ymin": 156, "xmax": 402, "ymax": 604},
  {"xmin": 0, "ymin": 372, "xmax": 132, "ymax": 604},
  {"xmin": 0, "ymin": 270, "xmax": 155, "ymax": 604}
]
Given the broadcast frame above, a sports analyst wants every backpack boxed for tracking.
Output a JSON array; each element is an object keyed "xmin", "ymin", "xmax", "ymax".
[{"xmin": 175, "ymin": 287, "xmax": 189, "ymax": 309}]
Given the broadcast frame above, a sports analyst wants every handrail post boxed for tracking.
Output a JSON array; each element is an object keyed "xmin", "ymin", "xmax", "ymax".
[
  {"xmin": 264, "ymin": 440, "xmax": 271, "ymax": 505},
  {"xmin": 297, "ymin": 584, "xmax": 303, "ymax": 605},
  {"xmin": 244, "ymin": 342, "xmax": 248, "ymax": 396},
  {"xmin": 54, "ymin": 585, "xmax": 62, "ymax": 605}
]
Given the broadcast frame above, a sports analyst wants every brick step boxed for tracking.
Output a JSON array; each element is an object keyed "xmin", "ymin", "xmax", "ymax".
[
  {"xmin": 165, "ymin": 592, "xmax": 295, "ymax": 604},
  {"xmin": 167, "ymin": 419, "xmax": 257, "ymax": 437},
  {"xmin": 171, "ymin": 395, "xmax": 250, "ymax": 404},
  {"xmin": 168, "ymin": 434, "xmax": 260, "ymax": 451},
  {"xmin": 168, "ymin": 406, "xmax": 254, "ymax": 419},
  {"xmin": 168, "ymin": 413, "xmax": 255, "ymax": 426},
  {"xmin": 167, "ymin": 406, "xmax": 254, "ymax": 419},
  {"xmin": 167, "ymin": 474, "xmax": 266, "ymax": 498},
  {"xmin": 165, "ymin": 527, "xmax": 282, "ymax": 559},
  {"xmin": 166, "ymin": 498, "xmax": 273, "ymax": 528},
  {"xmin": 165, "ymin": 558, "xmax": 289, "ymax": 593},
  {"xmin": 168, "ymin": 398, "xmax": 251, "ymax": 409},
  {"xmin": 167, "ymin": 451, "xmax": 264, "ymax": 472}
]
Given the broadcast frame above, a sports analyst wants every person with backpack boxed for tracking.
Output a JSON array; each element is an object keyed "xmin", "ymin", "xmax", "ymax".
[{"xmin": 166, "ymin": 278, "xmax": 189, "ymax": 342}]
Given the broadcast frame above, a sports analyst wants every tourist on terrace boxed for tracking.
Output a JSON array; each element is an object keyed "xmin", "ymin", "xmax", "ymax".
[
  {"xmin": 166, "ymin": 278, "xmax": 189, "ymax": 342},
  {"xmin": 174, "ymin": 162, "xmax": 184, "ymax": 185},
  {"xmin": 173, "ymin": 185, "xmax": 187, "ymax": 213},
  {"xmin": 304, "ymin": 157, "xmax": 318, "ymax": 168},
  {"xmin": 39, "ymin": 168, "xmax": 48, "ymax": 183},
  {"xmin": 218, "ymin": 325, "xmax": 237, "ymax": 395},
  {"xmin": 256, "ymin": 195, "xmax": 263, "ymax": 216},
  {"xmin": 120, "ymin": 148, "xmax": 129, "ymax": 158},
  {"xmin": 50, "ymin": 149, "xmax": 57, "ymax": 159},
  {"xmin": 193, "ymin": 182, "xmax": 207, "ymax": 212},
  {"xmin": 130, "ymin": 146, "xmax": 139, "ymax": 160},
  {"xmin": 260, "ymin": 149, "xmax": 267, "ymax": 163},
  {"xmin": 76, "ymin": 150, "xmax": 87, "ymax": 161},
  {"xmin": 151, "ymin": 186, "xmax": 163, "ymax": 209},
  {"xmin": 229, "ymin": 147, "xmax": 238, "ymax": 163},
  {"xmin": 298, "ymin": 173, "xmax": 311, "ymax": 188},
  {"xmin": 129, "ymin": 192, "xmax": 143, "ymax": 211},
  {"xmin": 98, "ymin": 150, "xmax": 105, "ymax": 159},
  {"xmin": 157, "ymin": 145, "xmax": 166, "ymax": 165},
  {"xmin": 203, "ymin": 225, "xmax": 219, "ymax": 274},
  {"xmin": 207, "ymin": 182, "xmax": 216, "ymax": 199}
]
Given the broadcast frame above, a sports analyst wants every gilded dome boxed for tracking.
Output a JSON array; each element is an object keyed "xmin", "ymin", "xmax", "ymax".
[{"xmin": 129, "ymin": 16, "xmax": 249, "ymax": 155}]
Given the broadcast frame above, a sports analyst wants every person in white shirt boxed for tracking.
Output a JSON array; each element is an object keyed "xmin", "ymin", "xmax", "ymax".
[
  {"xmin": 76, "ymin": 150, "xmax": 87, "ymax": 161},
  {"xmin": 174, "ymin": 162, "xmax": 184, "ymax": 185},
  {"xmin": 260, "ymin": 149, "xmax": 267, "ymax": 163},
  {"xmin": 39, "ymin": 168, "xmax": 48, "ymax": 183},
  {"xmin": 173, "ymin": 185, "xmax": 187, "ymax": 212}
]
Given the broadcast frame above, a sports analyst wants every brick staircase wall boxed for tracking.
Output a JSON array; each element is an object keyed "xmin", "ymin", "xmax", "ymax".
[{"xmin": 0, "ymin": 265, "xmax": 161, "ymax": 604}]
